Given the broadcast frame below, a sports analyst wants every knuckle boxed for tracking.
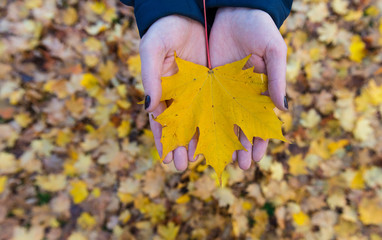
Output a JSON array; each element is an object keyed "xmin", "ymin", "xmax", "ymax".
[{"xmin": 268, "ymin": 39, "xmax": 287, "ymax": 57}]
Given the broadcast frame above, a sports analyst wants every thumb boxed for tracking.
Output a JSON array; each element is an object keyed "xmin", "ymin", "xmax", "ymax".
[
  {"xmin": 264, "ymin": 41, "xmax": 288, "ymax": 111},
  {"xmin": 139, "ymin": 43, "xmax": 165, "ymax": 112}
]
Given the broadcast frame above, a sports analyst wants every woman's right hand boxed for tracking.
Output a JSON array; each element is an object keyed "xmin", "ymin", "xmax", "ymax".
[{"xmin": 139, "ymin": 15, "xmax": 207, "ymax": 171}]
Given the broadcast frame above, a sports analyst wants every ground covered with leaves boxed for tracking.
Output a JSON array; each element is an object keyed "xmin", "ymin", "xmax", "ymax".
[{"xmin": 0, "ymin": 0, "xmax": 382, "ymax": 239}]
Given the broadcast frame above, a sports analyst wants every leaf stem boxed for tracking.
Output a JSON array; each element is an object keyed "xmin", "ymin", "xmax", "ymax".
[{"xmin": 203, "ymin": 0, "xmax": 212, "ymax": 69}]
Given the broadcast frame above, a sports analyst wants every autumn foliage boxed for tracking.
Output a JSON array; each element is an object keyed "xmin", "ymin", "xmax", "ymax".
[{"xmin": 0, "ymin": 0, "xmax": 382, "ymax": 239}]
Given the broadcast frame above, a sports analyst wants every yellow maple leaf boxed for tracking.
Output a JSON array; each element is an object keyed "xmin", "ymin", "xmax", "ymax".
[
  {"xmin": 69, "ymin": 180, "xmax": 89, "ymax": 204},
  {"xmin": 293, "ymin": 211, "xmax": 310, "ymax": 226},
  {"xmin": 358, "ymin": 197, "xmax": 382, "ymax": 225},
  {"xmin": 43, "ymin": 79, "xmax": 69, "ymax": 99},
  {"xmin": 0, "ymin": 152, "xmax": 19, "ymax": 174},
  {"xmin": 85, "ymin": 37, "xmax": 102, "ymax": 52},
  {"xmin": 99, "ymin": 60, "xmax": 118, "ymax": 83},
  {"xmin": 62, "ymin": 7, "xmax": 78, "ymax": 26},
  {"xmin": 0, "ymin": 176, "xmax": 7, "ymax": 193},
  {"xmin": 14, "ymin": 113, "xmax": 32, "ymax": 128},
  {"xmin": 89, "ymin": 1, "xmax": 106, "ymax": 15},
  {"xmin": 350, "ymin": 168, "xmax": 365, "ymax": 189},
  {"xmin": 157, "ymin": 55, "xmax": 286, "ymax": 180},
  {"xmin": 362, "ymin": 80, "xmax": 382, "ymax": 106},
  {"xmin": 288, "ymin": 154, "xmax": 308, "ymax": 176},
  {"xmin": 176, "ymin": 194, "xmax": 191, "ymax": 204},
  {"xmin": 81, "ymin": 73, "xmax": 100, "ymax": 96},
  {"xmin": 77, "ymin": 212, "xmax": 97, "ymax": 230},
  {"xmin": 117, "ymin": 192, "xmax": 134, "ymax": 204},
  {"xmin": 56, "ymin": 130, "xmax": 73, "ymax": 147},
  {"xmin": 91, "ymin": 187, "xmax": 101, "ymax": 198},
  {"xmin": 127, "ymin": 55, "xmax": 141, "ymax": 79},
  {"xmin": 118, "ymin": 210, "xmax": 131, "ymax": 224},
  {"xmin": 328, "ymin": 139, "xmax": 349, "ymax": 154},
  {"xmin": 365, "ymin": 6, "xmax": 379, "ymax": 16},
  {"xmin": 35, "ymin": 174, "xmax": 67, "ymax": 192},
  {"xmin": 349, "ymin": 35, "xmax": 366, "ymax": 62},
  {"xmin": 157, "ymin": 222, "xmax": 180, "ymax": 240},
  {"xmin": 25, "ymin": 0, "xmax": 42, "ymax": 9}
]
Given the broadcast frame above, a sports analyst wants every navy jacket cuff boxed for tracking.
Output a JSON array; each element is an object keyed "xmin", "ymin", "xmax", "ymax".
[
  {"xmin": 206, "ymin": 0, "xmax": 293, "ymax": 28},
  {"xmin": 121, "ymin": 0, "xmax": 205, "ymax": 37}
]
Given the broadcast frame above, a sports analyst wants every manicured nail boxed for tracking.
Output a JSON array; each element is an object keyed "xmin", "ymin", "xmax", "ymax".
[
  {"xmin": 144, "ymin": 95, "xmax": 151, "ymax": 109},
  {"xmin": 284, "ymin": 96, "xmax": 289, "ymax": 109}
]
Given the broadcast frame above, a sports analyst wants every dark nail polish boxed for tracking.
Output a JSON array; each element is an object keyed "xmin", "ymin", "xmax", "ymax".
[
  {"xmin": 284, "ymin": 96, "xmax": 289, "ymax": 109},
  {"xmin": 144, "ymin": 95, "xmax": 151, "ymax": 109}
]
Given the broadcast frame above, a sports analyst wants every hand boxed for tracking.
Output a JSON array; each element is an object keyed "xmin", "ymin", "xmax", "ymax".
[
  {"xmin": 139, "ymin": 15, "xmax": 207, "ymax": 171},
  {"xmin": 209, "ymin": 8, "xmax": 288, "ymax": 170}
]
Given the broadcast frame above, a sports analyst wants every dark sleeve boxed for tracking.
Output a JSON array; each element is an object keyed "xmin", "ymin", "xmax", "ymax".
[
  {"xmin": 206, "ymin": 0, "xmax": 293, "ymax": 28},
  {"xmin": 120, "ymin": 0, "xmax": 134, "ymax": 5},
  {"xmin": 120, "ymin": 0, "xmax": 205, "ymax": 37}
]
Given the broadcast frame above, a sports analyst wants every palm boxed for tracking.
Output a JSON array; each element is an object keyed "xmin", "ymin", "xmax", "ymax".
[
  {"xmin": 209, "ymin": 8, "xmax": 288, "ymax": 169},
  {"xmin": 139, "ymin": 15, "xmax": 206, "ymax": 170}
]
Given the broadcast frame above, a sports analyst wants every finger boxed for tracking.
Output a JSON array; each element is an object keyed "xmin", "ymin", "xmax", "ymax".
[
  {"xmin": 174, "ymin": 146, "xmax": 188, "ymax": 171},
  {"xmin": 163, "ymin": 152, "xmax": 174, "ymax": 164},
  {"xmin": 247, "ymin": 54, "xmax": 266, "ymax": 74},
  {"xmin": 232, "ymin": 151, "xmax": 237, "ymax": 162},
  {"xmin": 149, "ymin": 102, "xmax": 170, "ymax": 161},
  {"xmin": 139, "ymin": 41, "xmax": 166, "ymax": 112},
  {"xmin": 232, "ymin": 125, "xmax": 239, "ymax": 162},
  {"xmin": 264, "ymin": 40, "xmax": 288, "ymax": 111},
  {"xmin": 237, "ymin": 129, "xmax": 252, "ymax": 170},
  {"xmin": 252, "ymin": 137, "xmax": 269, "ymax": 162},
  {"xmin": 188, "ymin": 130, "xmax": 199, "ymax": 162}
]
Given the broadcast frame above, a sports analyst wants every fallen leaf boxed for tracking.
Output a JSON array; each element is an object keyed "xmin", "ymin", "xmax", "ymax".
[
  {"xmin": 14, "ymin": 113, "xmax": 32, "ymax": 128},
  {"xmin": 0, "ymin": 176, "xmax": 7, "ymax": 193},
  {"xmin": 353, "ymin": 118, "xmax": 374, "ymax": 143},
  {"xmin": 358, "ymin": 197, "xmax": 382, "ymax": 225},
  {"xmin": 293, "ymin": 211, "xmax": 310, "ymax": 226},
  {"xmin": 62, "ymin": 7, "xmax": 78, "ymax": 26},
  {"xmin": 118, "ymin": 120, "xmax": 131, "ymax": 138},
  {"xmin": 270, "ymin": 162, "xmax": 284, "ymax": 181},
  {"xmin": 35, "ymin": 174, "xmax": 67, "ymax": 192},
  {"xmin": 0, "ymin": 152, "xmax": 19, "ymax": 174},
  {"xmin": 332, "ymin": 0, "xmax": 349, "ymax": 15},
  {"xmin": 288, "ymin": 154, "xmax": 308, "ymax": 175},
  {"xmin": 157, "ymin": 221, "xmax": 179, "ymax": 240},
  {"xmin": 213, "ymin": 187, "xmax": 235, "ymax": 207},
  {"xmin": 307, "ymin": 3, "xmax": 328, "ymax": 23},
  {"xmin": 300, "ymin": 109, "xmax": 321, "ymax": 128},
  {"xmin": 175, "ymin": 194, "xmax": 190, "ymax": 204},
  {"xmin": 364, "ymin": 167, "xmax": 382, "ymax": 188},
  {"xmin": 68, "ymin": 232, "xmax": 87, "ymax": 240},
  {"xmin": 77, "ymin": 212, "xmax": 96, "ymax": 230},
  {"xmin": 69, "ymin": 180, "xmax": 89, "ymax": 204},
  {"xmin": 190, "ymin": 174, "xmax": 216, "ymax": 200},
  {"xmin": 143, "ymin": 168, "xmax": 165, "ymax": 198},
  {"xmin": 349, "ymin": 35, "xmax": 366, "ymax": 62},
  {"xmin": 11, "ymin": 226, "xmax": 44, "ymax": 240}
]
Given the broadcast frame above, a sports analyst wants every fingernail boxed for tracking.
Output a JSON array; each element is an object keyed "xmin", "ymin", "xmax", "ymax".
[
  {"xmin": 144, "ymin": 95, "xmax": 151, "ymax": 110},
  {"xmin": 284, "ymin": 96, "xmax": 289, "ymax": 110}
]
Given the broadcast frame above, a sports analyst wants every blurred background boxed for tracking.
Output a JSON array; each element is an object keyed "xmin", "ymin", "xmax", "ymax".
[{"xmin": 0, "ymin": 0, "xmax": 382, "ymax": 239}]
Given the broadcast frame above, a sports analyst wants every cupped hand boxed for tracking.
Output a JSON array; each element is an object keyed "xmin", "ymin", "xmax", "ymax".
[
  {"xmin": 209, "ymin": 8, "xmax": 288, "ymax": 170},
  {"xmin": 139, "ymin": 15, "xmax": 207, "ymax": 171}
]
